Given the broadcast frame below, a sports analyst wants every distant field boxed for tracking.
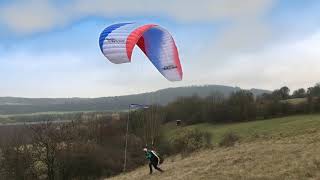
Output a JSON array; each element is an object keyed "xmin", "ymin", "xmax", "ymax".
[
  {"xmin": 0, "ymin": 110, "xmax": 114, "ymax": 125},
  {"xmin": 0, "ymin": 110, "xmax": 113, "ymax": 118},
  {"xmin": 281, "ymin": 98, "xmax": 307, "ymax": 105},
  {"xmin": 112, "ymin": 114, "xmax": 320, "ymax": 180},
  {"xmin": 0, "ymin": 111, "xmax": 79, "ymax": 118}
]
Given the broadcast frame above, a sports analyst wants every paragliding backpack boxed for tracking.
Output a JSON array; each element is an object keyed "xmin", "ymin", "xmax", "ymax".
[{"xmin": 151, "ymin": 150, "xmax": 164, "ymax": 165}]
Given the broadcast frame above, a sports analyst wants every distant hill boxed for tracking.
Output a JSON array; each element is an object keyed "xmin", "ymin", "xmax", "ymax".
[{"xmin": 0, "ymin": 85, "xmax": 270, "ymax": 115}]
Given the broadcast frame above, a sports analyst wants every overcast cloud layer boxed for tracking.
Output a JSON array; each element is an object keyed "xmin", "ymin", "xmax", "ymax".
[
  {"xmin": 0, "ymin": 0, "xmax": 319, "ymax": 97},
  {"xmin": 0, "ymin": 0, "xmax": 273, "ymax": 33}
]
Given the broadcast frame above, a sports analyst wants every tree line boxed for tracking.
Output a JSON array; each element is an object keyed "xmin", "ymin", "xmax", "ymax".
[
  {"xmin": 0, "ymin": 114, "xmax": 147, "ymax": 180},
  {"xmin": 165, "ymin": 83, "xmax": 320, "ymax": 125}
]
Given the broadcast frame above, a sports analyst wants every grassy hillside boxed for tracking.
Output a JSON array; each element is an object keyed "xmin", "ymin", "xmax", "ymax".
[
  {"xmin": 166, "ymin": 114, "xmax": 320, "ymax": 143},
  {"xmin": 110, "ymin": 114, "xmax": 320, "ymax": 180}
]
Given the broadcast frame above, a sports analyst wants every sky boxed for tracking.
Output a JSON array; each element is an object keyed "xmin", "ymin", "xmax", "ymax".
[{"xmin": 0, "ymin": 0, "xmax": 319, "ymax": 97}]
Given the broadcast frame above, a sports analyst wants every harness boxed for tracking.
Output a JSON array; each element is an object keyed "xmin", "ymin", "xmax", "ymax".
[{"xmin": 150, "ymin": 150, "xmax": 161, "ymax": 166}]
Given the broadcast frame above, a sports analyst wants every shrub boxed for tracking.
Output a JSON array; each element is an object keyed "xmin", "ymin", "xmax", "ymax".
[
  {"xmin": 169, "ymin": 129, "xmax": 211, "ymax": 156},
  {"xmin": 219, "ymin": 132, "xmax": 240, "ymax": 147}
]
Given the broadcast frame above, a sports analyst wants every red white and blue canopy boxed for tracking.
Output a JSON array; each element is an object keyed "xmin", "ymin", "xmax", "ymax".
[{"xmin": 99, "ymin": 23, "xmax": 183, "ymax": 81}]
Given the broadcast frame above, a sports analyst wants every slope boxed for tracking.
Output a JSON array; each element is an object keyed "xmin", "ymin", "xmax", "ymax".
[{"xmin": 109, "ymin": 114, "xmax": 320, "ymax": 180}]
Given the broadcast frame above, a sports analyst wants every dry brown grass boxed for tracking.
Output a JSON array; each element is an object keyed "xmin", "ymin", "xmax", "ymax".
[{"xmin": 109, "ymin": 129, "xmax": 320, "ymax": 180}]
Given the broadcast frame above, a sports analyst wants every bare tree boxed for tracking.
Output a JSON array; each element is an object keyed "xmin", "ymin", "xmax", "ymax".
[
  {"xmin": 0, "ymin": 126, "xmax": 36, "ymax": 179},
  {"xmin": 29, "ymin": 122, "xmax": 73, "ymax": 180}
]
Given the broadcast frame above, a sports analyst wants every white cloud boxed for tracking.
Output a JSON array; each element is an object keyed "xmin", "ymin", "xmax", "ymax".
[
  {"xmin": 72, "ymin": 0, "xmax": 273, "ymax": 21},
  {"xmin": 0, "ymin": 0, "xmax": 274, "ymax": 34},
  {"xmin": 192, "ymin": 30, "xmax": 320, "ymax": 91},
  {"xmin": 213, "ymin": 20, "xmax": 272, "ymax": 53},
  {"xmin": 0, "ymin": 0, "xmax": 64, "ymax": 34}
]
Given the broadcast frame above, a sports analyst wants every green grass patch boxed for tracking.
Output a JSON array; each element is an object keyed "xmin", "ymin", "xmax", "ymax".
[
  {"xmin": 281, "ymin": 98, "xmax": 307, "ymax": 105},
  {"xmin": 164, "ymin": 114, "xmax": 320, "ymax": 144}
]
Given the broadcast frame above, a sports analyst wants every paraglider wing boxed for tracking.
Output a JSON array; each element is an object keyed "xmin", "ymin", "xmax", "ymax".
[{"xmin": 99, "ymin": 23, "xmax": 183, "ymax": 81}]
